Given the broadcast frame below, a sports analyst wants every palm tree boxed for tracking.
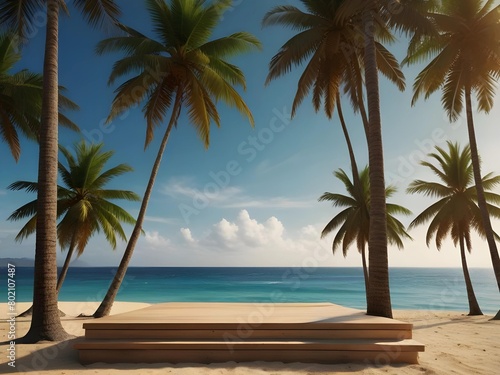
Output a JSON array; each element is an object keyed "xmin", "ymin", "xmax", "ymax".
[
  {"xmin": 262, "ymin": 0, "xmax": 405, "ymax": 191},
  {"xmin": 331, "ymin": 0, "xmax": 437, "ymax": 318},
  {"xmin": 0, "ymin": 32, "xmax": 78, "ymax": 161},
  {"xmin": 92, "ymin": 0, "xmax": 261, "ymax": 318},
  {"xmin": 407, "ymin": 142, "xmax": 500, "ymax": 315},
  {"xmin": 0, "ymin": 0, "xmax": 121, "ymax": 342},
  {"xmin": 8, "ymin": 142, "xmax": 139, "ymax": 298},
  {"xmin": 404, "ymin": 0, "xmax": 500, "ymax": 306},
  {"xmin": 319, "ymin": 167, "xmax": 412, "ymax": 304}
]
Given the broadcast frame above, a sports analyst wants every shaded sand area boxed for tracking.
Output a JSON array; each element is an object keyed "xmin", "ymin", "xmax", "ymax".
[{"xmin": 1, "ymin": 302, "xmax": 499, "ymax": 374}]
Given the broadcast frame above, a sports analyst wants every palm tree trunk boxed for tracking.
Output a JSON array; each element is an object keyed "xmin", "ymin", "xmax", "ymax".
[
  {"xmin": 348, "ymin": 54, "xmax": 369, "ymax": 140},
  {"xmin": 361, "ymin": 244, "xmax": 369, "ymax": 306},
  {"xmin": 19, "ymin": 0, "xmax": 70, "ymax": 342},
  {"xmin": 93, "ymin": 91, "xmax": 183, "ymax": 318},
  {"xmin": 355, "ymin": 77, "xmax": 369, "ymax": 141},
  {"xmin": 459, "ymin": 233, "xmax": 483, "ymax": 315},
  {"xmin": 465, "ymin": 86, "xmax": 500, "ymax": 291},
  {"xmin": 363, "ymin": 4, "xmax": 392, "ymax": 319},
  {"xmin": 336, "ymin": 93, "xmax": 360, "ymax": 184},
  {"xmin": 56, "ymin": 234, "xmax": 77, "ymax": 292},
  {"xmin": 465, "ymin": 86, "xmax": 500, "ymax": 320}
]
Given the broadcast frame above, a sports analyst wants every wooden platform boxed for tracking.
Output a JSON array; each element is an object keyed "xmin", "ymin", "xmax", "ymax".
[{"xmin": 74, "ymin": 302, "xmax": 424, "ymax": 365}]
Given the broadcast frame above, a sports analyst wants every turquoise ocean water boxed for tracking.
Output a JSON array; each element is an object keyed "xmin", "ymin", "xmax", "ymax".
[{"xmin": 3, "ymin": 267, "xmax": 499, "ymax": 314}]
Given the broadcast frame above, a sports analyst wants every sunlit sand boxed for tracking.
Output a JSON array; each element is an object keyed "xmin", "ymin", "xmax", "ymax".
[{"xmin": 1, "ymin": 302, "xmax": 499, "ymax": 374}]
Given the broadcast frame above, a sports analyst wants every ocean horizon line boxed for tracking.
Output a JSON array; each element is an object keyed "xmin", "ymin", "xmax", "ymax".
[
  {"xmin": 2, "ymin": 264, "xmax": 495, "ymax": 270},
  {"xmin": 5, "ymin": 267, "xmax": 498, "ymax": 314}
]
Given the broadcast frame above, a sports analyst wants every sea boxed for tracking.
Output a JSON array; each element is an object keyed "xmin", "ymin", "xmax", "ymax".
[{"xmin": 3, "ymin": 267, "xmax": 499, "ymax": 314}]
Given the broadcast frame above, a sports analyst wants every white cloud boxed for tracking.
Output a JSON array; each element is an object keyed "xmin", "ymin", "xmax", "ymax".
[
  {"xmin": 180, "ymin": 210, "xmax": 331, "ymax": 267},
  {"xmin": 144, "ymin": 216, "xmax": 178, "ymax": 225},
  {"xmin": 213, "ymin": 218, "xmax": 239, "ymax": 243},
  {"xmin": 180, "ymin": 228, "xmax": 196, "ymax": 244},
  {"xmin": 144, "ymin": 231, "xmax": 170, "ymax": 248},
  {"xmin": 161, "ymin": 176, "xmax": 196, "ymax": 197},
  {"xmin": 161, "ymin": 176, "xmax": 312, "ymax": 211},
  {"xmin": 161, "ymin": 177, "xmax": 242, "ymax": 203},
  {"xmin": 301, "ymin": 224, "xmax": 319, "ymax": 237},
  {"xmin": 235, "ymin": 210, "xmax": 283, "ymax": 246}
]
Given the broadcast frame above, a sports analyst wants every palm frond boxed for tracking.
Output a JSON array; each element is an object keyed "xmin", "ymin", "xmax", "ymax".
[
  {"xmin": 441, "ymin": 63, "xmax": 465, "ymax": 121},
  {"xmin": 14, "ymin": 215, "xmax": 37, "ymax": 242},
  {"xmin": 96, "ymin": 29, "xmax": 165, "ymax": 57},
  {"xmin": 73, "ymin": 0, "xmax": 121, "ymax": 30},
  {"xmin": 318, "ymin": 192, "xmax": 357, "ymax": 208},
  {"xmin": 7, "ymin": 199, "xmax": 37, "ymax": 221},
  {"xmin": 262, "ymin": 5, "xmax": 329, "ymax": 30},
  {"xmin": 7, "ymin": 180, "xmax": 38, "ymax": 193},
  {"xmin": 408, "ymin": 198, "xmax": 448, "ymax": 229},
  {"xmin": 0, "ymin": 0, "xmax": 45, "ymax": 38},
  {"xmin": 96, "ymin": 189, "xmax": 140, "ymax": 202},
  {"xmin": 375, "ymin": 41, "xmax": 405, "ymax": 91},
  {"xmin": 200, "ymin": 64, "xmax": 254, "ymax": 126},
  {"xmin": 199, "ymin": 32, "xmax": 262, "ymax": 59},
  {"xmin": 321, "ymin": 208, "xmax": 351, "ymax": 238},
  {"xmin": 473, "ymin": 70, "xmax": 496, "ymax": 113},
  {"xmin": 407, "ymin": 180, "xmax": 450, "ymax": 197},
  {"xmin": 143, "ymin": 75, "xmax": 178, "ymax": 147},
  {"xmin": 91, "ymin": 164, "xmax": 134, "ymax": 190},
  {"xmin": 265, "ymin": 28, "xmax": 324, "ymax": 85},
  {"xmin": 290, "ymin": 48, "xmax": 322, "ymax": 117}
]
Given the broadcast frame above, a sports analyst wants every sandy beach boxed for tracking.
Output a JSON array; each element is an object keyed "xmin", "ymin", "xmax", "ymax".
[{"xmin": 1, "ymin": 301, "xmax": 499, "ymax": 375}]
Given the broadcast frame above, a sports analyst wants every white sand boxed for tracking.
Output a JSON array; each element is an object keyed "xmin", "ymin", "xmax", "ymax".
[{"xmin": 1, "ymin": 302, "xmax": 499, "ymax": 374}]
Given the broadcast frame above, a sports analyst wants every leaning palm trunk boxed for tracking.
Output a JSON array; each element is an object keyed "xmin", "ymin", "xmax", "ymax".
[
  {"xmin": 465, "ymin": 87, "xmax": 500, "ymax": 320},
  {"xmin": 20, "ymin": 0, "xmax": 70, "ymax": 342},
  {"xmin": 337, "ymin": 94, "xmax": 361, "ymax": 188},
  {"xmin": 93, "ymin": 93, "xmax": 182, "ymax": 318},
  {"xmin": 458, "ymin": 235, "xmax": 482, "ymax": 316},
  {"xmin": 465, "ymin": 87, "xmax": 500, "ymax": 290},
  {"xmin": 339, "ymin": 93, "xmax": 370, "ymax": 295},
  {"xmin": 56, "ymin": 234, "xmax": 78, "ymax": 292},
  {"xmin": 337, "ymin": 94, "xmax": 369, "ymax": 302},
  {"xmin": 363, "ymin": 4, "xmax": 392, "ymax": 319}
]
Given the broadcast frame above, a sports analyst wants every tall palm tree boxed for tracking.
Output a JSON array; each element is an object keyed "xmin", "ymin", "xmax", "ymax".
[
  {"xmin": 0, "ymin": 32, "xmax": 78, "ymax": 161},
  {"xmin": 332, "ymin": 0, "xmax": 437, "ymax": 318},
  {"xmin": 319, "ymin": 166, "xmax": 412, "ymax": 304},
  {"xmin": 407, "ymin": 142, "xmax": 500, "ymax": 315},
  {"xmin": 8, "ymin": 142, "xmax": 139, "ymax": 297},
  {"xmin": 92, "ymin": 0, "xmax": 261, "ymax": 318},
  {"xmin": 262, "ymin": 0, "xmax": 405, "ymax": 191},
  {"xmin": 0, "ymin": 0, "xmax": 121, "ymax": 342},
  {"xmin": 404, "ymin": 0, "xmax": 500, "ymax": 306}
]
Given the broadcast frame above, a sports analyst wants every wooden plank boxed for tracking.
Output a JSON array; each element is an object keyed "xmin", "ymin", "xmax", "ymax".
[
  {"xmin": 83, "ymin": 302, "xmax": 413, "ymax": 331},
  {"xmin": 74, "ymin": 338, "xmax": 425, "ymax": 352},
  {"xmin": 85, "ymin": 328, "xmax": 412, "ymax": 340},
  {"xmin": 79, "ymin": 349, "xmax": 420, "ymax": 365}
]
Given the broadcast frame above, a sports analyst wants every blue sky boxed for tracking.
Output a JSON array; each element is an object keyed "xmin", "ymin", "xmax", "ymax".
[{"xmin": 1, "ymin": 0, "xmax": 500, "ymax": 269}]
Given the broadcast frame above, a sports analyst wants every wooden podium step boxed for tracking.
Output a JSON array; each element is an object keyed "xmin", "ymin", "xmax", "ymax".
[{"xmin": 74, "ymin": 302, "xmax": 424, "ymax": 365}]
